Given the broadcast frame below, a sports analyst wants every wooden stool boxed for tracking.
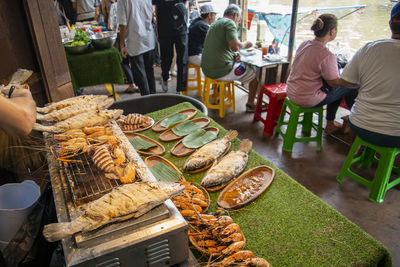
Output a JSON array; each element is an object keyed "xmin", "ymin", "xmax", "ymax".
[
  {"xmin": 275, "ymin": 98, "xmax": 323, "ymax": 152},
  {"xmin": 185, "ymin": 64, "xmax": 203, "ymax": 97},
  {"xmin": 253, "ymin": 83, "xmax": 287, "ymax": 136},
  {"xmin": 337, "ymin": 136, "xmax": 400, "ymax": 203},
  {"xmin": 203, "ymin": 77, "xmax": 235, "ymax": 118}
]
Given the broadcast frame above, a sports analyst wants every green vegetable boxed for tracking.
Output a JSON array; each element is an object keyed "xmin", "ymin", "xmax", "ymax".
[
  {"xmin": 129, "ymin": 136, "xmax": 157, "ymax": 151},
  {"xmin": 71, "ymin": 28, "xmax": 90, "ymax": 46},
  {"xmin": 182, "ymin": 128, "xmax": 217, "ymax": 148},
  {"xmin": 160, "ymin": 113, "xmax": 188, "ymax": 128},
  {"xmin": 149, "ymin": 162, "xmax": 181, "ymax": 182},
  {"xmin": 171, "ymin": 120, "xmax": 202, "ymax": 137}
]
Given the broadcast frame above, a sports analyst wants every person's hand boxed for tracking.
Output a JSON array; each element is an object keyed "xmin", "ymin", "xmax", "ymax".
[
  {"xmin": 1, "ymin": 85, "xmax": 29, "ymax": 98},
  {"xmin": 244, "ymin": 41, "xmax": 253, "ymax": 49},
  {"xmin": 234, "ymin": 52, "xmax": 241, "ymax": 62},
  {"xmin": 9, "ymin": 87, "xmax": 32, "ymax": 98},
  {"xmin": 120, "ymin": 47, "xmax": 128, "ymax": 58}
]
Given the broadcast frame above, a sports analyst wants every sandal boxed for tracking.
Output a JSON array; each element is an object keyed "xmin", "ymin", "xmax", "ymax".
[
  {"xmin": 245, "ymin": 103, "xmax": 268, "ymax": 113},
  {"xmin": 246, "ymin": 103, "xmax": 256, "ymax": 113}
]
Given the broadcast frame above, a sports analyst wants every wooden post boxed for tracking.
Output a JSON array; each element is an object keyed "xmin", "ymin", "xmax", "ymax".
[{"xmin": 241, "ymin": 0, "xmax": 248, "ymax": 41}]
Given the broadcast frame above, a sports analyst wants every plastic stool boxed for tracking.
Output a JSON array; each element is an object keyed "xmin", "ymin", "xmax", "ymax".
[
  {"xmin": 203, "ymin": 77, "xmax": 235, "ymax": 118},
  {"xmin": 253, "ymin": 83, "xmax": 287, "ymax": 136},
  {"xmin": 185, "ymin": 64, "xmax": 203, "ymax": 97},
  {"xmin": 337, "ymin": 136, "xmax": 400, "ymax": 203},
  {"xmin": 275, "ymin": 98, "xmax": 323, "ymax": 152}
]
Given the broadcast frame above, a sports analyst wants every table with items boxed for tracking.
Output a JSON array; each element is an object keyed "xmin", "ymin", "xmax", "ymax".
[
  {"xmin": 65, "ymin": 47, "xmax": 124, "ymax": 91},
  {"xmin": 240, "ymin": 48, "xmax": 288, "ymax": 85},
  {"xmin": 134, "ymin": 102, "xmax": 391, "ymax": 266}
]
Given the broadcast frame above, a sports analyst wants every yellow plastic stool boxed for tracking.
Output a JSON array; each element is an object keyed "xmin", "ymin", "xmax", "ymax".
[
  {"xmin": 203, "ymin": 77, "xmax": 235, "ymax": 118},
  {"xmin": 185, "ymin": 64, "xmax": 203, "ymax": 97}
]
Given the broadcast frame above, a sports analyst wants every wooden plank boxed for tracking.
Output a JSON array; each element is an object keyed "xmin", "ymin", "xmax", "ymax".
[{"xmin": 23, "ymin": 0, "xmax": 73, "ymax": 102}]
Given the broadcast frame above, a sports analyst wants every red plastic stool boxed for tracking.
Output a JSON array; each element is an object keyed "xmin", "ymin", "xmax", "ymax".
[{"xmin": 253, "ymin": 83, "xmax": 287, "ymax": 136}]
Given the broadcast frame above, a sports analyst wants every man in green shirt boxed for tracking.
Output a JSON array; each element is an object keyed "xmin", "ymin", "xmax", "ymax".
[{"xmin": 201, "ymin": 4, "xmax": 259, "ymax": 112}]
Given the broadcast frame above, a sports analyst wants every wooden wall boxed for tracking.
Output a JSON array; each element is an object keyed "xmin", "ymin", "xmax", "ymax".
[
  {"xmin": 0, "ymin": 0, "xmax": 74, "ymax": 106},
  {"xmin": 0, "ymin": 0, "xmax": 47, "ymax": 106}
]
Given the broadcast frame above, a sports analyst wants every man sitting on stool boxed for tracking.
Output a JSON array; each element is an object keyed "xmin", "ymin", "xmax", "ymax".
[
  {"xmin": 188, "ymin": 4, "xmax": 217, "ymax": 66},
  {"xmin": 339, "ymin": 2, "xmax": 400, "ymax": 148},
  {"xmin": 201, "ymin": 4, "xmax": 259, "ymax": 113}
]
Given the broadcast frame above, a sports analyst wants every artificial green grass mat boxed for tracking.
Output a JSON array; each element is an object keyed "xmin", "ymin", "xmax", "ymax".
[{"xmin": 137, "ymin": 102, "xmax": 391, "ymax": 267}]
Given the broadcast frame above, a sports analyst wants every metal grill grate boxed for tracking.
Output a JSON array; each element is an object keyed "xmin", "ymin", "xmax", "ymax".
[{"xmin": 53, "ymin": 143, "xmax": 122, "ymax": 207}]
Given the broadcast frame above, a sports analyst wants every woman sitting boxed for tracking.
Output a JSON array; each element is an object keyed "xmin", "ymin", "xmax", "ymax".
[{"xmin": 287, "ymin": 14, "xmax": 358, "ymax": 134}]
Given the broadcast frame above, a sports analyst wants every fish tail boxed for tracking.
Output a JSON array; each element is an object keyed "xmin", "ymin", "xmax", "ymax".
[
  {"xmin": 33, "ymin": 123, "xmax": 51, "ymax": 132},
  {"xmin": 36, "ymin": 106, "xmax": 49, "ymax": 114},
  {"xmin": 239, "ymin": 139, "xmax": 252, "ymax": 153},
  {"xmin": 101, "ymin": 98, "xmax": 115, "ymax": 109},
  {"xmin": 112, "ymin": 109, "xmax": 124, "ymax": 120},
  {"xmin": 36, "ymin": 113, "xmax": 45, "ymax": 121},
  {"xmin": 43, "ymin": 222, "xmax": 78, "ymax": 242},
  {"xmin": 225, "ymin": 130, "xmax": 238, "ymax": 141}
]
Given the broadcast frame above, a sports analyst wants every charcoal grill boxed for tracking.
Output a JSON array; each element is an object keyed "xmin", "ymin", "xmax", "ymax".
[{"xmin": 46, "ymin": 122, "xmax": 188, "ymax": 266}]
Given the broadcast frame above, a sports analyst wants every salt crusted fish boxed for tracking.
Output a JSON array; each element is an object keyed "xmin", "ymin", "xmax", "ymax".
[
  {"xmin": 201, "ymin": 139, "xmax": 252, "ymax": 188},
  {"xmin": 36, "ymin": 97, "xmax": 114, "ymax": 122},
  {"xmin": 183, "ymin": 130, "xmax": 238, "ymax": 172},
  {"xmin": 36, "ymin": 95, "xmax": 108, "ymax": 114},
  {"xmin": 43, "ymin": 181, "xmax": 185, "ymax": 242},
  {"xmin": 33, "ymin": 109, "xmax": 123, "ymax": 133}
]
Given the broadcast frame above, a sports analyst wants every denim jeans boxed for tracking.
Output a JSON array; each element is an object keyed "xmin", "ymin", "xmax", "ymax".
[
  {"xmin": 349, "ymin": 120, "xmax": 400, "ymax": 148},
  {"xmin": 315, "ymin": 86, "xmax": 358, "ymax": 121}
]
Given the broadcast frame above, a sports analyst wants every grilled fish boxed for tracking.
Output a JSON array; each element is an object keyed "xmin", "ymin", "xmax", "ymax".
[
  {"xmin": 183, "ymin": 130, "xmax": 238, "ymax": 172},
  {"xmin": 118, "ymin": 114, "xmax": 147, "ymax": 125},
  {"xmin": 37, "ymin": 95, "xmax": 108, "ymax": 114},
  {"xmin": 201, "ymin": 139, "xmax": 252, "ymax": 188},
  {"xmin": 33, "ymin": 109, "xmax": 123, "ymax": 133},
  {"xmin": 42, "ymin": 182, "xmax": 185, "ymax": 242},
  {"xmin": 36, "ymin": 97, "xmax": 114, "ymax": 122}
]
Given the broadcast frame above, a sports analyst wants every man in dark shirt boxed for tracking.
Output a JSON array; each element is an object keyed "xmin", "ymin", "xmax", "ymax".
[
  {"xmin": 153, "ymin": 0, "xmax": 188, "ymax": 93},
  {"xmin": 188, "ymin": 4, "xmax": 217, "ymax": 66}
]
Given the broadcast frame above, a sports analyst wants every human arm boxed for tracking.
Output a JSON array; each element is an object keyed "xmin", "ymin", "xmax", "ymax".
[
  {"xmin": 119, "ymin": 25, "xmax": 128, "ymax": 58},
  {"xmin": 0, "ymin": 87, "xmax": 36, "ymax": 136},
  {"xmin": 228, "ymin": 39, "xmax": 253, "ymax": 51},
  {"xmin": 224, "ymin": 19, "xmax": 252, "ymax": 52},
  {"xmin": 116, "ymin": 0, "xmax": 128, "ymax": 58}
]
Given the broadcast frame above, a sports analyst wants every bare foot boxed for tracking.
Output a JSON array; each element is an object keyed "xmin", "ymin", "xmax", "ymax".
[{"xmin": 324, "ymin": 120, "xmax": 342, "ymax": 134}]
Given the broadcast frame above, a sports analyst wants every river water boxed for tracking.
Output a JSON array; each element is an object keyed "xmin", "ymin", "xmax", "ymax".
[{"xmin": 210, "ymin": 0, "xmax": 395, "ymax": 58}]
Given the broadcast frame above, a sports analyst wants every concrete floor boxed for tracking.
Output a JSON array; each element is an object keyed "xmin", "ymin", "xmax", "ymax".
[{"xmin": 84, "ymin": 66, "xmax": 400, "ymax": 266}]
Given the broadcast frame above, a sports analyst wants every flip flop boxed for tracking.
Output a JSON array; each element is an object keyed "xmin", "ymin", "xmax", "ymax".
[{"xmin": 159, "ymin": 118, "xmax": 210, "ymax": 142}]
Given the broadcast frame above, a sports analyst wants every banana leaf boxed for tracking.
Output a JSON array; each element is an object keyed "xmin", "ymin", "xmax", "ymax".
[
  {"xmin": 129, "ymin": 136, "xmax": 157, "ymax": 151},
  {"xmin": 149, "ymin": 162, "xmax": 181, "ymax": 182},
  {"xmin": 172, "ymin": 120, "xmax": 202, "ymax": 137},
  {"xmin": 160, "ymin": 113, "xmax": 188, "ymax": 128},
  {"xmin": 182, "ymin": 128, "xmax": 217, "ymax": 149}
]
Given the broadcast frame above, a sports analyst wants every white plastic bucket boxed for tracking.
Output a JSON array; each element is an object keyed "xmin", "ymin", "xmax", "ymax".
[{"xmin": 0, "ymin": 180, "xmax": 40, "ymax": 248}]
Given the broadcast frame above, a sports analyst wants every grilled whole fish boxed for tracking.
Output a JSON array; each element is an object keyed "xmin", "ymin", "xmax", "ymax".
[
  {"xmin": 33, "ymin": 109, "xmax": 123, "ymax": 133},
  {"xmin": 36, "ymin": 97, "xmax": 114, "ymax": 122},
  {"xmin": 36, "ymin": 95, "xmax": 108, "ymax": 114},
  {"xmin": 183, "ymin": 130, "xmax": 238, "ymax": 172},
  {"xmin": 42, "ymin": 182, "xmax": 185, "ymax": 242},
  {"xmin": 201, "ymin": 139, "xmax": 252, "ymax": 188}
]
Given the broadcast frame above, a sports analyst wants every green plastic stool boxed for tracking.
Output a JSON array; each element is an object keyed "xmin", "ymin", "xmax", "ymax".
[
  {"xmin": 337, "ymin": 136, "xmax": 400, "ymax": 203},
  {"xmin": 275, "ymin": 98, "xmax": 323, "ymax": 152}
]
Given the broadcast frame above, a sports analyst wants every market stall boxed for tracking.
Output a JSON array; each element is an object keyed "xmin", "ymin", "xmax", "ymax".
[{"xmin": 6, "ymin": 95, "xmax": 390, "ymax": 266}]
